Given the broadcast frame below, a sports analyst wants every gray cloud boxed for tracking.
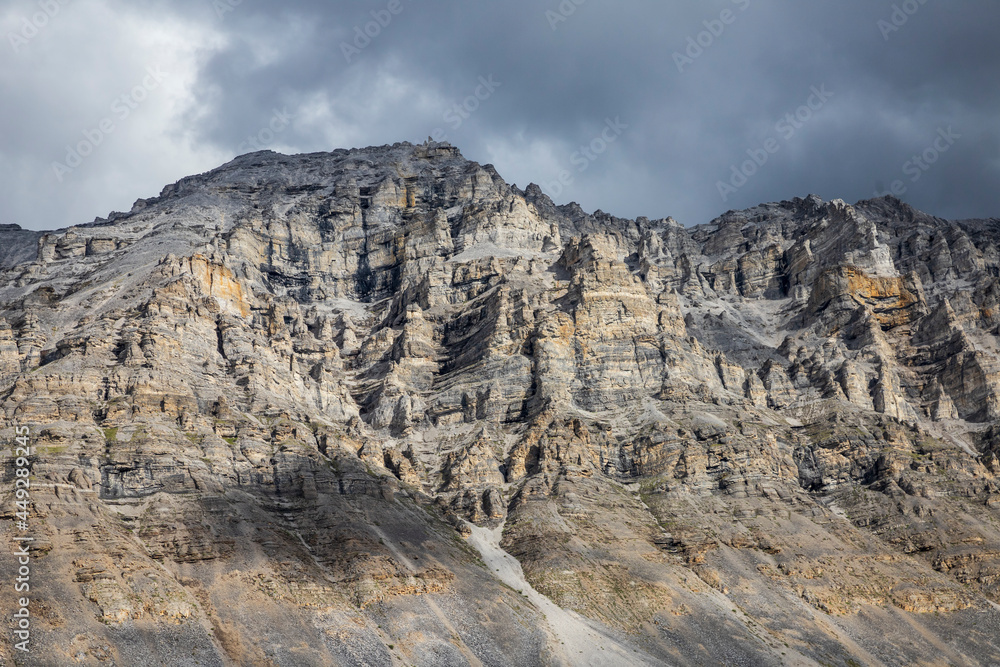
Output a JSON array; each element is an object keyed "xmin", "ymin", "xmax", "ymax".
[{"xmin": 2, "ymin": 0, "xmax": 999, "ymax": 231}]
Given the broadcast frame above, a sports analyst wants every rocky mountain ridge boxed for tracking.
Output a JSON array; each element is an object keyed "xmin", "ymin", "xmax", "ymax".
[{"xmin": 2, "ymin": 141, "xmax": 1000, "ymax": 666}]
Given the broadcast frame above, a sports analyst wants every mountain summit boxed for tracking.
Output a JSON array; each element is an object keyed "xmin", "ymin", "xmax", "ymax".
[{"xmin": 2, "ymin": 142, "xmax": 1000, "ymax": 665}]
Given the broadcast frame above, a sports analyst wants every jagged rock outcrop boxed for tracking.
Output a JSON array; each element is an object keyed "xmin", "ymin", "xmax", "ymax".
[{"xmin": 2, "ymin": 142, "xmax": 1000, "ymax": 665}]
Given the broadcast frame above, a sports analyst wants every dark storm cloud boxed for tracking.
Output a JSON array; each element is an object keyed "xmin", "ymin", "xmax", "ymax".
[{"xmin": 2, "ymin": 0, "xmax": 999, "ymax": 231}]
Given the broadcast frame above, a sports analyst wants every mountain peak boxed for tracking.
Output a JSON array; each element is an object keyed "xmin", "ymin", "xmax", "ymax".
[{"xmin": 4, "ymin": 146, "xmax": 1000, "ymax": 665}]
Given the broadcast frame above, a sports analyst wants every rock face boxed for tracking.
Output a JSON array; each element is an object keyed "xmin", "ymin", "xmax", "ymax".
[
  {"xmin": 0, "ymin": 224, "xmax": 44, "ymax": 272},
  {"xmin": 3, "ymin": 142, "xmax": 1000, "ymax": 665}
]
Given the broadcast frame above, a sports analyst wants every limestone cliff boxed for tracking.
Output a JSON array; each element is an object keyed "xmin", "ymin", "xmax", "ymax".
[{"xmin": 2, "ymin": 143, "xmax": 1000, "ymax": 666}]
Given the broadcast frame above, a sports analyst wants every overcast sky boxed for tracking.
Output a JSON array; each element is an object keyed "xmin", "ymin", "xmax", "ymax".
[{"xmin": 2, "ymin": 0, "xmax": 998, "ymax": 231}]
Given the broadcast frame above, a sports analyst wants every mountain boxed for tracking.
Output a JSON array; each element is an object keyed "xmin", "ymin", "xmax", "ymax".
[
  {"xmin": 2, "ymin": 141, "xmax": 1000, "ymax": 666},
  {"xmin": 0, "ymin": 224, "xmax": 45, "ymax": 272}
]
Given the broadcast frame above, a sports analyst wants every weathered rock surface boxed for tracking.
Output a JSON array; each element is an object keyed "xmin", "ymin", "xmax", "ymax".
[
  {"xmin": 3, "ymin": 142, "xmax": 1000, "ymax": 665},
  {"xmin": 0, "ymin": 223, "xmax": 45, "ymax": 271}
]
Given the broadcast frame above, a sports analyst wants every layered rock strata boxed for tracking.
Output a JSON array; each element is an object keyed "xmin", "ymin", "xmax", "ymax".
[{"xmin": 2, "ymin": 143, "xmax": 1000, "ymax": 665}]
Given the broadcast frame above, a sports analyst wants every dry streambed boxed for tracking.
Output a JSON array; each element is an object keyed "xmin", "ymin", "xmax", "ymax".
[{"xmin": 466, "ymin": 522, "xmax": 663, "ymax": 667}]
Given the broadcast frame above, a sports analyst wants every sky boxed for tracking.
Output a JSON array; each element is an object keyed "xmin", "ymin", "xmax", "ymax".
[{"xmin": 2, "ymin": 0, "xmax": 999, "ymax": 231}]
